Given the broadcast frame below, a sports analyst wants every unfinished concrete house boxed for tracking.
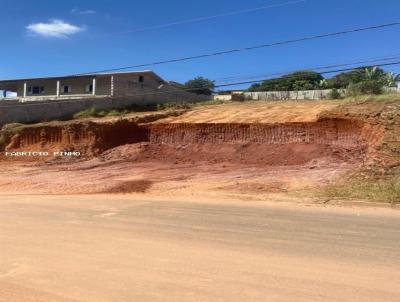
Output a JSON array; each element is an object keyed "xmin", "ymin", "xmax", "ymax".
[
  {"xmin": 0, "ymin": 71, "xmax": 210, "ymax": 126},
  {"xmin": 0, "ymin": 70, "xmax": 203, "ymax": 103}
]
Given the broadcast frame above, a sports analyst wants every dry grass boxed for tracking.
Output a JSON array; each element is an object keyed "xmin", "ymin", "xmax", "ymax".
[
  {"xmin": 322, "ymin": 174, "xmax": 400, "ymax": 205},
  {"xmin": 341, "ymin": 93, "xmax": 400, "ymax": 104}
]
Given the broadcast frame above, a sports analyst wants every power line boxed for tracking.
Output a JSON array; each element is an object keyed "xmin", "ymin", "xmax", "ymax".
[
  {"xmin": 74, "ymin": 21, "xmax": 400, "ymax": 76},
  {"xmin": 112, "ymin": 0, "xmax": 307, "ymax": 35},
  {"xmin": 215, "ymin": 61, "xmax": 400, "ymax": 88},
  {"xmin": 213, "ymin": 54, "xmax": 400, "ymax": 84}
]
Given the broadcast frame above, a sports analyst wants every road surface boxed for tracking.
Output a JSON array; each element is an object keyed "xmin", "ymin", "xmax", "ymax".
[{"xmin": 0, "ymin": 194, "xmax": 399, "ymax": 302}]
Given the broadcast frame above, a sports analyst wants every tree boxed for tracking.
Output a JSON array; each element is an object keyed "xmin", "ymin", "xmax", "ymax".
[
  {"xmin": 248, "ymin": 71, "xmax": 323, "ymax": 92},
  {"xmin": 326, "ymin": 68, "xmax": 366, "ymax": 89},
  {"xmin": 183, "ymin": 77, "xmax": 215, "ymax": 95},
  {"xmin": 347, "ymin": 81, "xmax": 384, "ymax": 96},
  {"xmin": 326, "ymin": 66, "xmax": 393, "ymax": 89},
  {"xmin": 382, "ymin": 72, "xmax": 398, "ymax": 87}
]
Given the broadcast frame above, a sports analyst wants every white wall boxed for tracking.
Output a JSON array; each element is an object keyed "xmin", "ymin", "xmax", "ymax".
[{"xmin": 244, "ymin": 89, "xmax": 346, "ymax": 101}]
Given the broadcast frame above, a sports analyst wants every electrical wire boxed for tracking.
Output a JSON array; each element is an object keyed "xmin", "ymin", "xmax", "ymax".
[
  {"xmin": 72, "ymin": 22, "xmax": 400, "ymax": 76},
  {"xmin": 213, "ymin": 54, "xmax": 400, "ymax": 84},
  {"xmin": 215, "ymin": 61, "xmax": 400, "ymax": 88},
  {"xmin": 112, "ymin": 0, "xmax": 307, "ymax": 35}
]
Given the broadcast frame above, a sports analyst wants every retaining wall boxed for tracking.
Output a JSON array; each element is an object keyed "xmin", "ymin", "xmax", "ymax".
[
  {"xmin": 0, "ymin": 93, "xmax": 211, "ymax": 127},
  {"xmin": 244, "ymin": 87, "xmax": 400, "ymax": 101},
  {"xmin": 244, "ymin": 89, "xmax": 346, "ymax": 101}
]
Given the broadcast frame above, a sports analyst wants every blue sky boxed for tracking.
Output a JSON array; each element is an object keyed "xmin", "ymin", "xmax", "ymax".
[{"xmin": 1, "ymin": 0, "xmax": 400, "ymax": 88}]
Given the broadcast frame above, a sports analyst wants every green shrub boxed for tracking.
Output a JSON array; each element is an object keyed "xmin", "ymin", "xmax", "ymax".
[
  {"xmin": 106, "ymin": 109, "xmax": 129, "ymax": 117},
  {"xmin": 73, "ymin": 107, "xmax": 99, "ymax": 119},
  {"xmin": 347, "ymin": 80, "xmax": 384, "ymax": 96},
  {"xmin": 73, "ymin": 108, "xmax": 133, "ymax": 119},
  {"xmin": 156, "ymin": 102, "xmax": 193, "ymax": 111},
  {"xmin": 248, "ymin": 70, "xmax": 323, "ymax": 92},
  {"xmin": 73, "ymin": 102, "xmax": 193, "ymax": 120},
  {"xmin": 327, "ymin": 88, "xmax": 342, "ymax": 99},
  {"xmin": 183, "ymin": 77, "xmax": 215, "ymax": 95},
  {"xmin": 194, "ymin": 99, "xmax": 229, "ymax": 106}
]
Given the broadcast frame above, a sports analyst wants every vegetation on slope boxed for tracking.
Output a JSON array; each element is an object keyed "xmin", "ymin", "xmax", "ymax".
[
  {"xmin": 318, "ymin": 94, "xmax": 400, "ymax": 204},
  {"xmin": 248, "ymin": 66, "xmax": 399, "ymax": 95}
]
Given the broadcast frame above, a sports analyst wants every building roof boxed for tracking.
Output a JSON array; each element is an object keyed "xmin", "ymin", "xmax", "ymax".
[{"xmin": 0, "ymin": 70, "xmax": 165, "ymax": 84}]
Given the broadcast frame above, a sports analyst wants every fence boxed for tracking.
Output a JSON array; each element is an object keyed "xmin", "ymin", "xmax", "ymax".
[
  {"xmin": 243, "ymin": 89, "xmax": 346, "ymax": 101},
  {"xmin": 0, "ymin": 93, "xmax": 211, "ymax": 127},
  {"xmin": 244, "ymin": 87, "xmax": 400, "ymax": 101}
]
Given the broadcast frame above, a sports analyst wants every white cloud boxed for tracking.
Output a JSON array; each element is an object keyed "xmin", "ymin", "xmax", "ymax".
[
  {"xmin": 26, "ymin": 19, "xmax": 85, "ymax": 38},
  {"xmin": 71, "ymin": 8, "xmax": 96, "ymax": 15}
]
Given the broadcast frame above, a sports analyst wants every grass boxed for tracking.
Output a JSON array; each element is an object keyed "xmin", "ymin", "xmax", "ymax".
[
  {"xmin": 321, "ymin": 174, "xmax": 400, "ymax": 205},
  {"xmin": 64, "ymin": 92, "xmax": 400, "ymax": 121},
  {"xmin": 194, "ymin": 99, "xmax": 231, "ymax": 106},
  {"xmin": 73, "ymin": 107, "xmax": 131, "ymax": 119},
  {"xmin": 341, "ymin": 93, "xmax": 400, "ymax": 104},
  {"xmin": 73, "ymin": 102, "xmax": 195, "ymax": 120}
]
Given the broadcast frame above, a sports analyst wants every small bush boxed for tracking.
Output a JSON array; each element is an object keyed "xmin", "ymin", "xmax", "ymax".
[
  {"xmin": 73, "ymin": 107, "xmax": 99, "ymax": 119},
  {"xmin": 196, "ymin": 99, "xmax": 228, "ymax": 106},
  {"xmin": 327, "ymin": 88, "xmax": 342, "ymax": 99},
  {"xmin": 347, "ymin": 80, "xmax": 384, "ymax": 96},
  {"xmin": 156, "ymin": 102, "xmax": 193, "ymax": 111},
  {"xmin": 73, "ymin": 108, "xmax": 132, "ymax": 119},
  {"xmin": 106, "ymin": 109, "xmax": 129, "ymax": 117}
]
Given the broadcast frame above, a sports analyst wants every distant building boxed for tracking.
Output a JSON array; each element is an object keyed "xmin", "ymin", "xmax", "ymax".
[{"xmin": 0, "ymin": 71, "xmax": 200, "ymax": 102}]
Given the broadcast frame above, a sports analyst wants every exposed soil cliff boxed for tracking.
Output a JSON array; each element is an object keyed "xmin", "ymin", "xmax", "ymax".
[
  {"xmin": 0, "ymin": 100, "xmax": 395, "ymax": 197},
  {"xmin": 2, "ymin": 119, "xmax": 383, "ymax": 161}
]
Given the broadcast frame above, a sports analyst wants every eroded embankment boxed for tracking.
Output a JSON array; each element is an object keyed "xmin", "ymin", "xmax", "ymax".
[
  {"xmin": 1, "ymin": 118, "xmax": 383, "ymax": 166},
  {"xmin": 2, "ymin": 120, "xmax": 147, "ymax": 157},
  {"xmin": 146, "ymin": 119, "xmax": 382, "ymax": 147}
]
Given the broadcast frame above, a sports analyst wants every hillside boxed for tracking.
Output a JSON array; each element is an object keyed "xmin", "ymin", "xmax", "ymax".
[{"xmin": 0, "ymin": 96, "xmax": 398, "ymax": 204}]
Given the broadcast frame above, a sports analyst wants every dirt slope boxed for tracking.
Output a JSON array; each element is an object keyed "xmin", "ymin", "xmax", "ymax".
[
  {"xmin": 156, "ymin": 101, "xmax": 339, "ymax": 123},
  {"xmin": 0, "ymin": 99, "xmax": 397, "ymax": 199}
]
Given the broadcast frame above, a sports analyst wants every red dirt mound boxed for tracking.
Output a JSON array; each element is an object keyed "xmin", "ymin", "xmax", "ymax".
[
  {"xmin": 129, "ymin": 142, "xmax": 365, "ymax": 166},
  {"xmin": 2, "ymin": 120, "xmax": 147, "ymax": 159},
  {"xmin": 101, "ymin": 180, "xmax": 153, "ymax": 193},
  {"xmin": 0, "ymin": 118, "xmax": 384, "ymax": 187}
]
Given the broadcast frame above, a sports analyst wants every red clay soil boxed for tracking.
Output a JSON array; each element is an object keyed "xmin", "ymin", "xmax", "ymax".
[
  {"xmin": 0, "ymin": 114, "xmax": 385, "ymax": 196},
  {"xmin": 2, "ymin": 118, "xmax": 383, "ymax": 157},
  {"xmin": 127, "ymin": 142, "xmax": 365, "ymax": 166},
  {"xmin": 101, "ymin": 179, "xmax": 154, "ymax": 194}
]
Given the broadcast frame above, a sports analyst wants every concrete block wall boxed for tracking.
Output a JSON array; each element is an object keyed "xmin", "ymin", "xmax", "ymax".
[
  {"xmin": 0, "ymin": 93, "xmax": 211, "ymax": 127},
  {"xmin": 244, "ymin": 87, "xmax": 400, "ymax": 101},
  {"xmin": 244, "ymin": 89, "xmax": 347, "ymax": 101}
]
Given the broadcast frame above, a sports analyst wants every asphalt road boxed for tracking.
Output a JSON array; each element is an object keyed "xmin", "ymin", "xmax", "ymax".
[{"xmin": 0, "ymin": 194, "xmax": 399, "ymax": 302}]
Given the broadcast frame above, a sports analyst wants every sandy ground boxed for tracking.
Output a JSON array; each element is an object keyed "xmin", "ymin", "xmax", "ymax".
[
  {"xmin": 0, "ymin": 194, "xmax": 399, "ymax": 302},
  {"xmin": 156, "ymin": 101, "xmax": 338, "ymax": 123},
  {"xmin": 0, "ymin": 156, "xmax": 356, "ymax": 197}
]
